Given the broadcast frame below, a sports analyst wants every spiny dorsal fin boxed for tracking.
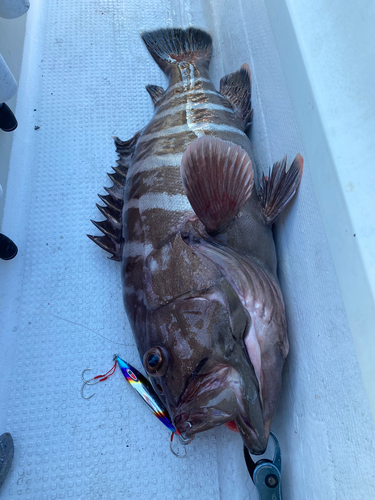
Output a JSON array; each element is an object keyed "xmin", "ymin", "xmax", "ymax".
[
  {"xmin": 146, "ymin": 85, "xmax": 165, "ymax": 107},
  {"xmin": 91, "ymin": 219, "xmax": 121, "ymax": 240},
  {"xmin": 181, "ymin": 136, "xmax": 254, "ymax": 235},
  {"xmin": 87, "ymin": 234, "xmax": 122, "ymax": 262},
  {"xmin": 95, "ymin": 204, "xmax": 121, "ymax": 228},
  {"xmin": 112, "ymin": 165, "xmax": 127, "ymax": 179},
  {"xmin": 97, "ymin": 193, "xmax": 122, "ymax": 213},
  {"xmin": 107, "ymin": 171, "xmax": 125, "ymax": 188},
  {"xmin": 103, "ymin": 184, "xmax": 123, "ymax": 201},
  {"xmin": 88, "ymin": 131, "xmax": 140, "ymax": 261},
  {"xmin": 220, "ymin": 63, "xmax": 252, "ymax": 128},
  {"xmin": 259, "ymin": 154, "xmax": 304, "ymax": 225}
]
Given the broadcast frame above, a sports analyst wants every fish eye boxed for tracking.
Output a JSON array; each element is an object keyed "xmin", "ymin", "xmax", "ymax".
[
  {"xmin": 143, "ymin": 347, "xmax": 167, "ymax": 376},
  {"xmin": 147, "ymin": 351, "xmax": 162, "ymax": 370}
]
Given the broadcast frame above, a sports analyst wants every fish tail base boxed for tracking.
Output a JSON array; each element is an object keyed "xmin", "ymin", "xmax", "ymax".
[{"xmin": 141, "ymin": 28, "xmax": 212, "ymax": 74}]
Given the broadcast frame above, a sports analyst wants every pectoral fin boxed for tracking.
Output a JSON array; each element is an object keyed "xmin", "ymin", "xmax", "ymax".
[
  {"xmin": 180, "ymin": 136, "xmax": 254, "ymax": 235},
  {"xmin": 259, "ymin": 153, "xmax": 304, "ymax": 225}
]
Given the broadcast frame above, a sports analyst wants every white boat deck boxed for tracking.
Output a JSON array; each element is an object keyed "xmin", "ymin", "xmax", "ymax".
[{"xmin": 1, "ymin": 0, "xmax": 374, "ymax": 498}]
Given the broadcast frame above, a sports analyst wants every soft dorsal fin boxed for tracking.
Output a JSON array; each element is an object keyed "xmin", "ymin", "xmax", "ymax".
[
  {"xmin": 180, "ymin": 136, "xmax": 254, "ymax": 235},
  {"xmin": 220, "ymin": 64, "xmax": 252, "ymax": 128},
  {"xmin": 259, "ymin": 154, "xmax": 304, "ymax": 225},
  {"xmin": 146, "ymin": 85, "xmax": 165, "ymax": 107}
]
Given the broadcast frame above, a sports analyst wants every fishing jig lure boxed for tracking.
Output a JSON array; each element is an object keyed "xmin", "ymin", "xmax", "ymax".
[{"xmin": 81, "ymin": 355, "xmax": 189, "ymax": 457}]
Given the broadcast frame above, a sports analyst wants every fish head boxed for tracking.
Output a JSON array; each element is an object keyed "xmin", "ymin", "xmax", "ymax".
[{"xmin": 143, "ymin": 282, "xmax": 267, "ymax": 454}]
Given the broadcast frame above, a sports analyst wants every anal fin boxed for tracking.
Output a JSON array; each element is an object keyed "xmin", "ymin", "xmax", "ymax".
[
  {"xmin": 220, "ymin": 64, "xmax": 252, "ymax": 129},
  {"xmin": 180, "ymin": 136, "xmax": 254, "ymax": 235},
  {"xmin": 88, "ymin": 131, "xmax": 140, "ymax": 261},
  {"xmin": 259, "ymin": 154, "xmax": 304, "ymax": 225}
]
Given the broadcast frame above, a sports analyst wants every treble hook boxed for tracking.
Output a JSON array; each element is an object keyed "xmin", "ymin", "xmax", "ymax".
[{"xmin": 81, "ymin": 368, "xmax": 102, "ymax": 400}]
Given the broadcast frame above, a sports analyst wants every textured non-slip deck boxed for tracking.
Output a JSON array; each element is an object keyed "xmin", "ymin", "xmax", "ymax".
[{"xmin": 0, "ymin": 0, "xmax": 374, "ymax": 498}]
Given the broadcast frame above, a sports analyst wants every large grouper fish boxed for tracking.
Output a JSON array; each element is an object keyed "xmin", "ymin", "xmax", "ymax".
[{"xmin": 89, "ymin": 28, "xmax": 303, "ymax": 454}]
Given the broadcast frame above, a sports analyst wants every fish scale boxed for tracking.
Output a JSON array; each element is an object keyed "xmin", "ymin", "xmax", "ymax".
[{"xmin": 122, "ymin": 64, "xmax": 248, "ymax": 259}]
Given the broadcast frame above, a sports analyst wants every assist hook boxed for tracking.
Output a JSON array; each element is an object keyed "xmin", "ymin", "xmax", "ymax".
[
  {"xmin": 80, "ymin": 368, "xmax": 102, "ymax": 400},
  {"xmin": 81, "ymin": 360, "xmax": 117, "ymax": 400}
]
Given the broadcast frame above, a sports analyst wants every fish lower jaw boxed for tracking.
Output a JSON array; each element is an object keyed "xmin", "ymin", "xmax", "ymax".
[
  {"xmin": 174, "ymin": 388, "xmax": 240, "ymax": 438},
  {"xmin": 235, "ymin": 413, "xmax": 267, "ymax": 455},
  {"xmin": 174, "ymin": 406, "xmax": 266, "ymax": 454},
  {"xmin": 174, "ymin": 408, "xmax": 237, "ymax": 438},
  {"xmin": 174, "ymin": 397, "xmax": 267, "ymax": 454},
  {"xmin": 173, "ymin": 366, "xmax": 246, "ymax": 438}
]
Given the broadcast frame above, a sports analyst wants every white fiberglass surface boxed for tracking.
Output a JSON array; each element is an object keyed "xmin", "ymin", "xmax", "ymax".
[
  {"xmin": 265, "ymin": 0, "xmax": 375, "ymax": 418},
  {"xmin": 0, "ymin": 0, "xmax": 374, "ymax": 499}
]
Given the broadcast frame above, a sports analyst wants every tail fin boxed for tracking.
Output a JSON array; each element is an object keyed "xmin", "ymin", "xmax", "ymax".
[{"xmin": 141, "ymin": 28, "xmax": 212, "ymax": 75}]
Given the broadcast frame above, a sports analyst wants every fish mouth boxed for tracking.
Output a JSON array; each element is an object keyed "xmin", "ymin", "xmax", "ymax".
[
  {"xmin": 173, "ymin": 363, "xmax": 267, "ymax": 453},
  {"xmin": 174, "ymin": 386, "xmax": 239, "ymax": 436}
]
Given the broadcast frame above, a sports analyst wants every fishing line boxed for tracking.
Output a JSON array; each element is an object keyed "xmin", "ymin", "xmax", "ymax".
[{"xmin": 19, "ymin": 304, "xmax": 132, "ymax": 346}]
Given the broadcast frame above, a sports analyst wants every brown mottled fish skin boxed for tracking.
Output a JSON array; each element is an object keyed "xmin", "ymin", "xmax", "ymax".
[{"xmin": 90, "ymin": 28, "xmax": 303, "ymax": 454}]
